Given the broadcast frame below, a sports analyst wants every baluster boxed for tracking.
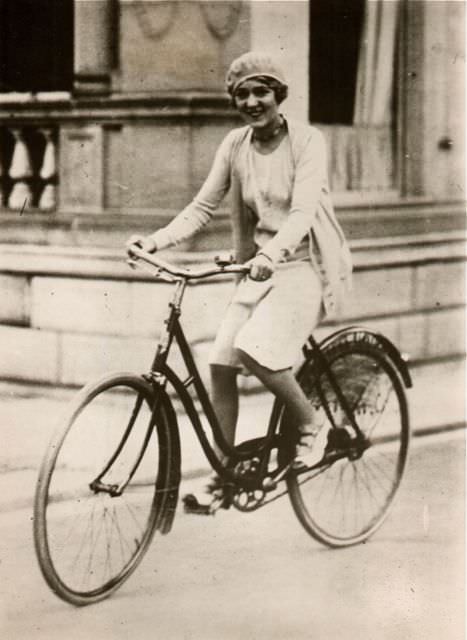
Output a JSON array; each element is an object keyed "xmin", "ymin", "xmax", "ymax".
[
  {"xmin": 39, "ymin": 128, "xmax": 57, "ymax": 211},
  {"xmin": 8, "ymin": 128, "xmax": 33, "ymax": 210}
]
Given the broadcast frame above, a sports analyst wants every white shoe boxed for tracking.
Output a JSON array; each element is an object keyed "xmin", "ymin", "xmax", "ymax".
[{"xmin": 293, "ymin": 425, "xmax": 329, "ymax": 469}]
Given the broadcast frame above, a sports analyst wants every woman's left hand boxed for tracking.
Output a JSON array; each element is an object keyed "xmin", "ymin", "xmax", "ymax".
[{"xmin": 248, "ymin": 253, "xmax": 275, "ymax": 281}]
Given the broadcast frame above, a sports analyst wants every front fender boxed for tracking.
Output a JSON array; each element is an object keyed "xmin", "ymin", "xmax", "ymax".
[{"xmin": 148, "ymin": 373, "xmax": 181, "ymax": 535}]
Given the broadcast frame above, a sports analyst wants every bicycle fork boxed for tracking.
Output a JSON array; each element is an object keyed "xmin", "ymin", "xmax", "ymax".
[{"xmin": 89, "ymin": 393, "xmax": 158, "ymax": 498}]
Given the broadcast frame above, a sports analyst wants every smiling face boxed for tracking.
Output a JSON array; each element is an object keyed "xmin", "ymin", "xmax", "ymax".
[{"xmin": 233, "ymin": 79, "xmax": 281, "ymax": 133}]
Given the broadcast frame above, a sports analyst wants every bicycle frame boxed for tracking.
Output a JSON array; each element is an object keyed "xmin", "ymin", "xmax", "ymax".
[
  {"xmin": 128, "ymin": 247, "xmax": 381, "ymax": 486},
  {"xmin": 142, "ymin": 280, "xmax": 374, "ymax": 490}
]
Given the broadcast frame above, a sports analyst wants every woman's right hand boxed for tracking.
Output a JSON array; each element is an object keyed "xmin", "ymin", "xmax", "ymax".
[{"xmin": 126, "ymin": 234, "xmax": 158, "ymax": 257}]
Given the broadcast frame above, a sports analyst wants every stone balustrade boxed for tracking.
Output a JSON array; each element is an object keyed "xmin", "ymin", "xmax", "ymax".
[
  {"xmin": 0, "ymin": 118, "xmax": 395, "ymax": 224},
  {"xmin": 0, "ymin": 125, "xmax": 57, "ymax": 212}
]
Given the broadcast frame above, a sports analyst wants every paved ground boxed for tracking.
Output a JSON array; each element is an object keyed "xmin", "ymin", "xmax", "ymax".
[
  {"xmin": 0, "ymin": 431, "xmax": 464, "ymax": 640},
  {"xmin": 0, "ymin": 359, "xmax": 464, "ymax": 639}
]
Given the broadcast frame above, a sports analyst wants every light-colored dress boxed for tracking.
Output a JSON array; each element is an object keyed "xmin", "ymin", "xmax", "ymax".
[{"xmin": 209, "ymin": 134, "xmax": 322, "ymax": 371}]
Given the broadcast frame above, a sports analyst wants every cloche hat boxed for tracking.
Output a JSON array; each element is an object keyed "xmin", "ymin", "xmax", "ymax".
[{"xmin": 226, "ymin": 51, "xmax": 287, "ymax": 95}]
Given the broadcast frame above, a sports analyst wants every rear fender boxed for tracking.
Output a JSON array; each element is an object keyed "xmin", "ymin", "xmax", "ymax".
[{"xmin": 312, "ymin": 326, "xmax": 412, "ymax": 388}]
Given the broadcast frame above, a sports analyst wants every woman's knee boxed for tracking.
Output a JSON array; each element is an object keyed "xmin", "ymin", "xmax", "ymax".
[
  {"xmin": 236, "ymin": 347, "xmax": 265, "ymax": 369},
  {"xmin": 235, "ymin": 347, "xmax": 251, "ymax": 369}
]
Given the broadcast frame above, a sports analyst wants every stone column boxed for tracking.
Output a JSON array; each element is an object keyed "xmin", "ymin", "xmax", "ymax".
[{"xmin": 74, "ymin": 0, "xmax": 114, "ymax": 95}]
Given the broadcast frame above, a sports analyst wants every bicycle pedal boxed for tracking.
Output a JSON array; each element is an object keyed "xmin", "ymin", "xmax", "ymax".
[
  {"xmin": 183, "ymin": 493, "xmax": 214, "ymax": 515},
  {"xmin": 183, "ymin": 491, "xmax": 231, "ymax": 515}
]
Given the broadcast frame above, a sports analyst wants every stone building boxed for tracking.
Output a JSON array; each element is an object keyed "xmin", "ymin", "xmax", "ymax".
[{"xmin": 0, "ymin": 1, "xmax": 465, "ymax": 399}]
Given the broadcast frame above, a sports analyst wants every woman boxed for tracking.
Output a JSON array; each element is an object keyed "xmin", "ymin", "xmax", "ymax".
[{"xmin": 128, "ymin": 51, "xmax": 352, "ymax": 509}]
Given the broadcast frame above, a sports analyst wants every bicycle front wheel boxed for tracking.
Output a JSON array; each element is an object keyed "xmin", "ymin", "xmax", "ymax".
[
  {"xmin": 286, "ymin": 341, "xmax": 410, "ymax": 548},
  {"xmin": 34, "ymin": 373, "xmax": 175, "ymax": 606}
]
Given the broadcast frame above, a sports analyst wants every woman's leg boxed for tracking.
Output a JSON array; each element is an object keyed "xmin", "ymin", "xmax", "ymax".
[
  {"xmin": 237, "ymin": 349, "xmax": 328, "ymax": 468},
  {"xmin": 183, "ymin": 365, "xmax": 239, "ymax": 512},
  {"xmin": 237, "ymin": 350, "xmax": 312, "ymax": 428},
  {"xmin": 210, "ymin": 364, "xmax": 239, "ymax": 459}
]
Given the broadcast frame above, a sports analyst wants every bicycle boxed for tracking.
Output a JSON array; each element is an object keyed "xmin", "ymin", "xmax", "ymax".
[{"xmin": 33, "ymin": 247, "xmax": 411, "ymax": 606}]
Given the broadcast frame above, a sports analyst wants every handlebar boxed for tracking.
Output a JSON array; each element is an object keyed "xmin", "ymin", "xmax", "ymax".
[{"xmin": 127, "ymin": 245, "xmax": 250, "ymax": 281}]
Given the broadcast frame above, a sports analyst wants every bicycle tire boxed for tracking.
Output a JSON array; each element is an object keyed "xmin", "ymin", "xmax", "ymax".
[
  {"xmin": 286, "ymin": 340, "xmax": 410, "ymax": 548},
  {"xmin": 34, "ymin": 372, "xmax": 177, "ymax": 606}
]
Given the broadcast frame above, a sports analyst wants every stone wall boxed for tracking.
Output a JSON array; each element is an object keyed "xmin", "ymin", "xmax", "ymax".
[{"xmin": 1, "ymin": 232, "xmax": 464, "ymax": 390}]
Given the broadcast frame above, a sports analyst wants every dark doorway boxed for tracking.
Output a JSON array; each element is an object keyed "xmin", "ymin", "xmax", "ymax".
[{"xmin": 309, "ymin": 0, "xmax": 365, "ymax": 124}]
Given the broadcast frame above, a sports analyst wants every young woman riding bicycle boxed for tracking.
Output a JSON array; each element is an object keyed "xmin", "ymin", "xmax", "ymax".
[{"xmin": 127, "ymin": 51, "xmax": 353, "ymax": 511}]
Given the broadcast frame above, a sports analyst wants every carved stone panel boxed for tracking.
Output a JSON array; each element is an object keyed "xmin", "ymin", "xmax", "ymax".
[
  {"xmin": 119, "ymin": 0, "xmax": 249, "ymax": 92},
  {"xmin": 199, "ymin": 1, "xmax": 242, "ymax": 40},
  {"xmin": 134, "ymin": 1, "xmax": 179, "ymax": 40},
  {"xmin": 60, "ymin": 126, "xmax": 104, "ymax": 212}
]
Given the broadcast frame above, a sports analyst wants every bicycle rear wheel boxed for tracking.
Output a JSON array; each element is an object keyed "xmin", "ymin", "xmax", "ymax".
[
  {"xmin": 286, "ymin": 341, "xmax": 410, "ymax": 547},
  {"xmin": 34, "ymin": 373, "xmax": 176, "ymax": 606}
]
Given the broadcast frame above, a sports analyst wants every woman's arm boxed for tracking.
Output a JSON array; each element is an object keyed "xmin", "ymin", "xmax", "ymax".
[
  {"xmin": 258, "ymin": 128, "xmax": 328, "ymax": 263},
  {"xmin": 149, "ymin": 131, "xmax": 235, "ymax": 250}
]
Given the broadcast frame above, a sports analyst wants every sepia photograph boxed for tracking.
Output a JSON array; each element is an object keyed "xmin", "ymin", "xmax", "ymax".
[{"xmin": 0, "ymin": 1, "xmax": 465, "ymax": 638}]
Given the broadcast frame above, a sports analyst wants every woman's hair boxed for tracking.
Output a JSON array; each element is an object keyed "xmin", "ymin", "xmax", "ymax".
[{"xmin": 231, "ymin": 76, "xmax": 288, "ymax": 107}]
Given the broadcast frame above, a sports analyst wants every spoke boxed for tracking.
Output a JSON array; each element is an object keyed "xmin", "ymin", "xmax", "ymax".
[
  {"xmin": 352, "ymin": 460, "xmax": 383, "ymax": 524},
  {"xmin": 309, "ymin": 465, "xmax": 336, "ymax": 510},
  {"xmin": 364, "ymin": 383, "xmax": 395, "ymax": 438},
  {"xmin": 109, "ymin": 503, "xmax": 136, "ymax": 561},
  {"xmin": 344, "ymin": 463, "xmax": 359, "ymax": 533},
  {"xmin": 357, "ymin": 457, "xmax": 395, "ymax": 513},
  {"xmin": 70, "ymin": 502, "xmax": 98, "ymax": 590},
  {"xmin": 55, "ymin": 505, "xmax": 87, "ymax": 550},
  {"xmin": 360, "ymin": 458, "xmax": 394, "ymax": 495},
  {"xmin": 354, "ymin": 459, "xmax": 384, "ymax": 503},
  {"xmin": 358, "ymin": 457, "xmax": 385, "ymax": 512},
  {"xmin": 351, "ymin": 463, "xmax": 361, "ymax": 533},
  {"xmin": 103, "ymin": 505, "xmax": 114, "ymax": 583},
  {"xmin": 69, "ymin": 501, "xmax": 97, "ymax": 577},
  {"xmin": 81, "ymin": 504, "xmax": 108, "ymax": 590},
  {"xmin": 364, "ymin": 450, "xmax": 398, "ymax": 488},
  {"xmin": 332, "ymin": 464, "xmax": 348, "ymax": 534},
  {"xmin": 328, "ymin": 463, "xmax": 349, "ymax": 532},
  {"xmin": 123, "ymin": 500, "xmax": 146, "ymax": 543},
  {"xmin": 369, "ymin": 446, "xmax": 400, "ymax": 470},
  {"xmin": 333, "ymin": 463, "xmax": 353, "ymax": 535}
]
